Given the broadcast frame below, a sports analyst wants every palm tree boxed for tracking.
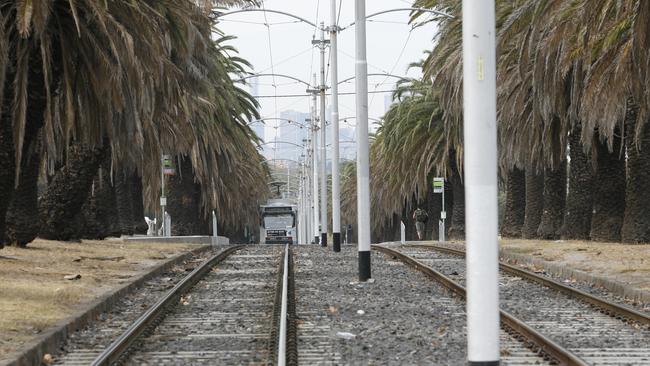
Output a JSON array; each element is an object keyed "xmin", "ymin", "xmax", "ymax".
[
  {"xmin": 1, "ymin": 0, "xmax": 267, "ymax": 246},
  {"xmin": 412, "ymin": 0, "xmax": 650, "ymax": 243}
]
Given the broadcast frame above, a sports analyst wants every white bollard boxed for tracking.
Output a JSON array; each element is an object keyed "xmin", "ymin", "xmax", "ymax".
[
  {"xmin": 164, "ymin": 212, "xmax": 171, "ymax": 237},
  {"xmin": 438, "ymin": 220, "xmax": 445, "ymax": 243},
  {"xmin": 400, "ymin": 221, "xmax": 406, "ymax": 244}
]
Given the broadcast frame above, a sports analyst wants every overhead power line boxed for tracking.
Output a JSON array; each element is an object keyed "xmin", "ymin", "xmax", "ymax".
[{"xmin": 252, "ymin": 88, "xmax": 427, "ymax": 99}]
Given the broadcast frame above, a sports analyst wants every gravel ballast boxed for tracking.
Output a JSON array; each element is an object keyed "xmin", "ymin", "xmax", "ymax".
[
  {"xmin": 52, "ymin": 248, "xmax": 218, "ymax": 365},
  {"xmin": 293, "ymin": 245, "xmax": 549, "ymax": 365},
  {"xmin": 398, "ymin": 245, "xmax": 650, "ymax": 364}
]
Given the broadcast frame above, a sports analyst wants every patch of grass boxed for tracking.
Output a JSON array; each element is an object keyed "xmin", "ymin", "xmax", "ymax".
[{"xmin": 0, "ymin": 238, "xmax": 202, "ymax": 360}]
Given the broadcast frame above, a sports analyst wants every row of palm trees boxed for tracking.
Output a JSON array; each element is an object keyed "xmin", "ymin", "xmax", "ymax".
[
  {"xmin": 0, "ymin": 1, "xmax": 269, "ymax": 249},
  {"xmin": 342, "ymin": 0, "xmax": 650, "ymax": 244}
]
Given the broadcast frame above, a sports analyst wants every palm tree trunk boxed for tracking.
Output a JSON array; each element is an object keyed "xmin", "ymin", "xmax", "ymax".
[
  {"xmin": 522, "ymin": 169, "xmax": 544, "ymax": 238},
  {"xmin": 500, "ymin": 167, "xmax": 526, "ymax": 238},
  {"xmin": 5, "ymin": 47, "xmax": 50, "ymax": 246},
  {"xmin": 426, "ymin": 187, "xmax": 442, "ymax": 240},
  {"xmin": 130, "ymin": 173, "xmax": 148, "ymax": 234},
  {"xmin": 5, "ymin": 133, "xmax": 42, "ymax": 246},
  {"xmin": 402, "ymin": 202, "xmax": 417, "ymax": 241},
  {"xmin": 39, "ymin": 143, "xmax": 105, "ymax": 241},
  {"xmin": 561, "ymin": 123, "xmax": 595, "ymax": 239},
  {"xmin": 0, "ymin": 87, "xmax": 15, "ymax": 249},
  {"xmin": 621, "ymin": 105, "xmax": 650, "ymax": 243},
  {"xmin": 114, "ymin": 172, "xmax": 135, "ymax": 236},
  {"xmin": 105, "ymin": 180, "xmax": 122, "ymax": 237},
  {"xmin": 78, "ymin": 152, "xmax": 117, "ymax": 240},
  {"xmin": 448, "ymin": 165, "xmax": 465, "ymax": 239},
  {"xmin": 536, "ymin": 161, "xmax": 567, "ymax": 239},
  {"xmin": 167, "ymin": 156, "xmax": 204, "ymax": 236},
  {"xmin": 590, "ymin": 135, "xmax": 625, "ymax": 241}
]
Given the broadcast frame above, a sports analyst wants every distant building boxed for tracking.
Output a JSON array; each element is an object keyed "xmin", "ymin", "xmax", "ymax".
[
  {"xmin": 277, "ymin": 110, "xmax": 310, "ymax": 162},
  {"xmin": 248, "ymin": 76, "xmax": 265, "ymax": 143}
]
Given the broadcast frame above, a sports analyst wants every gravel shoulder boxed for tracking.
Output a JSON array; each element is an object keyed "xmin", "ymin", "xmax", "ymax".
[{"xmin": 0, "ymin": 238, "xmax": 207, "ymax": 361}]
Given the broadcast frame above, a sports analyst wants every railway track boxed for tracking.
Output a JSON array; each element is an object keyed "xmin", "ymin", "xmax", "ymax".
[
  {"xmin": 374, "ymin": 244, "xmax": 650, "ymax": 366},
  {"xmin": 65, "ymin": 244, "xmax": 295, "ymax": 366}
]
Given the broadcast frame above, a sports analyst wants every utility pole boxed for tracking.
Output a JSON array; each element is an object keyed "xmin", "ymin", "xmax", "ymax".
[
  {"xmin": 330, "ymin": 0, "xmax": 342, "ymax": 252},
  {"xmin": 314, "ymin": 23, "xmax": 330, "ymax": 247},
  {"xmin": 309, "ymin": 74, "xmax": 320, "ymax": 245},
  {"xmin": 355, "ymin": 0, "xmax": 371, "ymax": 281},
  {"xmin": 463, "ymin": 1, "xmax": 500, "ymax": 364}
]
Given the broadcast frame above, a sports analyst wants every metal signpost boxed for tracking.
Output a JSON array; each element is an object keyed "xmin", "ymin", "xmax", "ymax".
[
  {"xmin": 433, "ymin": 177, "xmax": 446, "ymax": 242},
  {"xmin": 160, "ymin": 154, "xmax": 174, "ymax": 237}
]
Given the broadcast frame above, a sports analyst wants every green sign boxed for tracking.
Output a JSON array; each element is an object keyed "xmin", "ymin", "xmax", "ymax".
[
  {"xmin": 163, "ymin": 156, "xmax": 175, "ymax": 175},
  {"xmin": 433, "ymin": 177, "xmax": 444, "ymax": 193}
]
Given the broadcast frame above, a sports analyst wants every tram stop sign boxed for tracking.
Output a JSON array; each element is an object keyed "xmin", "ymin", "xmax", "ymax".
[
  {"xmin": 163, "ymin": 155, "xmax": 175, "ymax": 176},
  {"xmin": 433, "ymin": 177, "xmax": 444, "ymax": 194}
]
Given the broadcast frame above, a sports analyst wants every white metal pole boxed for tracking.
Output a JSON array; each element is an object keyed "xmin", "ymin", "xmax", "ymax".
[
  {"xmin": 355, "ymin": 0, "xmax": 371, "ymax": 281},
  {"xmin": 462, "ymin": 1, "xmax": 500, "ymax": 364},
  {"xmin": 212, "ymin": 210, "xmax": 218, "ymax": 238},
  {"xmin": 311, "ymin": 74, "xmax": 320, "ymax": 245},
  {"xmin": 319, "ymin": 23, "xmax": 329, "ymax": 248},
  {"xmin": 330, "ymin": 0, "xmax": 342, "ymax": 252},
  {"xmin": 441, "ymin": 182, "xmax": 446, "ymax": 242},
  {"xmin": 160, "ymin": 155, "xmax": 166, "ymax": 236}
]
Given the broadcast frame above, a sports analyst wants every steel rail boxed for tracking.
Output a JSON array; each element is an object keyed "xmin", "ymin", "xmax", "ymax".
[
  {"xmin": 411, "ymin": 244, "xmax": 650, "ymax": 326},
  {"xmin": 372, "ymin": 245, "xmax": 589, "ymax": 366},
  {"xmin": 277, "ymin": 244, "xmax": 290, "ymax": 366},
  {"xmin": 90, "ymin": 245, "xmax": 244, "ymax": 366}
]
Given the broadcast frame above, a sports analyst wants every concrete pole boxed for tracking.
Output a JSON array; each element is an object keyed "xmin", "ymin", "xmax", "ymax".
[
  {"xmin": 303, "ymin": 161, "xmax": 310, "ymax": 243},
  {"xmin": 330, "ymin": 0, "xmax": 342, "ymax": 252},
  {"xmin": 462, "ymin": 1, "xmax": 500, "ymax": 364},
  {"xmin": 311, "ymin": 74, "xmax": 320, "ymax": 245},
  {"xmin": 355, "ymin": 0, "xmax": 371, "ymax": 281},
  {"xmin": 319, "ymin": 23, "xmax": 328, "ymax": 248}
]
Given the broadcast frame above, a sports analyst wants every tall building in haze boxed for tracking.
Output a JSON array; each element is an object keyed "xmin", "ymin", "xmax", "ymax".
[
  {"xmin": 277, "ymin": 110, "xmax": 310, "ymax": 162},
  {"xmin": 249, "ymin": 76, "xmax": 265, "ymax": 143}
]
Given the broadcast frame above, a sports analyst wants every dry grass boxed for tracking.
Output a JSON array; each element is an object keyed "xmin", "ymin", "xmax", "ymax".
[
  {"xmin": 499, "ymin": 239, "xmax": 650, "ymax": 292},
  {"xmin": 0, "ymin": 238, "xmax": 203, "ymax": 359}
]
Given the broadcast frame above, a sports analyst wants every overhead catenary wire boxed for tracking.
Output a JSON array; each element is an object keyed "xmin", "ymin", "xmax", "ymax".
[
  {"xmin": 369, "ymin": 26, "xmax": 414, "ymax": 109},
  {"xmin": 254, "ymin": 46, "xmax": 314, "ymax": 75},
  {"xmin": 252, "ymin": 87, "xmax": 428, "ymax": 99}
]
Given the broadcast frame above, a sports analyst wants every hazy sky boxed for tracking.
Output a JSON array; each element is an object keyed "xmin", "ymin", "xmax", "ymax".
[{"xmin": 218, "ymin": 0, "xmax": 438, "ymax": 147}]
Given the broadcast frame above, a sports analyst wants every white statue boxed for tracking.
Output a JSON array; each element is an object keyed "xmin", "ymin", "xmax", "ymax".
[{"xmin": 145, "ymin": 217, "xmax": 156, "ymax": 236}]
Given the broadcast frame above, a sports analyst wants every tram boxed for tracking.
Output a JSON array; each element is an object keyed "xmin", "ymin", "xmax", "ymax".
[{"xmin": 259, "ymin": 200, "xmax": 297, "ymax": 244}]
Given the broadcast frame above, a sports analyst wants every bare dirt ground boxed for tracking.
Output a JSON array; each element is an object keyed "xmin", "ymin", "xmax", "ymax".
[
  {"xmin": 0, "ymin": 238, "xmax": 203, "ymax": 357},
  {"xmin": 497, "ymin": 239, "xmax": 650, "ymax": 293}
]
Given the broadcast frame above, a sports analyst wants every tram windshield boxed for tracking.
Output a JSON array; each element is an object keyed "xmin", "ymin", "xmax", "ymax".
[{"xmin": 264, "ymin": 214, "xmax": 294, "ymax": 229}]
